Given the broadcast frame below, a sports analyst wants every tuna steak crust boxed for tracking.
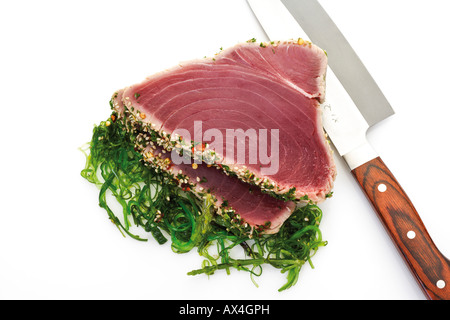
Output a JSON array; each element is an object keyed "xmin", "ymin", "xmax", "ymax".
[{"xmin": 119, "ymin": 39, "xmax": 336, "ymax": 203}]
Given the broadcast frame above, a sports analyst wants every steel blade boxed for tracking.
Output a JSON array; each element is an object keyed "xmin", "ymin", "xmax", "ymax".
[{"xmin": 281, "ymin": 0, "xmax": 394, "ymax": 126}]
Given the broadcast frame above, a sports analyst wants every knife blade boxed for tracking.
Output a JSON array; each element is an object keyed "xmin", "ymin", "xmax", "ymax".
[
  {"xmin": 247, "ymin": 0, "xmax": 378, "ymax": 169},
  {"xmin": 247, "ymin": 0, "xmax": 450, "ymax": 300},
  {"xmin": 282, "ymin": 0, "xmax": 394, "ymax": 127}
]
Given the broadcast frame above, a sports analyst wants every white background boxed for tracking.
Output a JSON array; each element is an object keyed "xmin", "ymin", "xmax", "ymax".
[{"xmin": 0, "ymin": 0, "xmax": 449, "ymax": 300}]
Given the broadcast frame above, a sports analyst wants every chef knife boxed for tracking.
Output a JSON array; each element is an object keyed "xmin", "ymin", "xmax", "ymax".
[{"xmin": 247, "ymin": 0, "xmax": 450, "ymax": 300}]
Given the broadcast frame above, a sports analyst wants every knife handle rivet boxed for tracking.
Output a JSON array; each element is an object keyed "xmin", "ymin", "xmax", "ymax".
[
  {"xmin": 377, "ymin": 183, "xmax": 387, "ymax": 192},
  {"xmin": 407, "ymin": 230, "xmax": 416, "ymax": 239},
  {"xmin": 436, "ymin": 280, "xmax": 446, "ymax": 289}
]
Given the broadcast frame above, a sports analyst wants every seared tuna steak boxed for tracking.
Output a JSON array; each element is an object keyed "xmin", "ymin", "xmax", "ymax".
[{"xmin": 116, "ymin": 39, "xmax": 336, "ymax": 203}]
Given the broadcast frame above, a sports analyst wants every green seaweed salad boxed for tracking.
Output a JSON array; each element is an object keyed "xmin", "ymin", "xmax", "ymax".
[{"xmin": 81, "ymin": 114, "xmax": 328, "ymax": 291}]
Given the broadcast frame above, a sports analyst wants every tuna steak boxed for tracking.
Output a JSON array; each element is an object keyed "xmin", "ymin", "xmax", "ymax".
[{"xmin": 117, "ymin": 39, "xmax": 336, "ymax": 203}]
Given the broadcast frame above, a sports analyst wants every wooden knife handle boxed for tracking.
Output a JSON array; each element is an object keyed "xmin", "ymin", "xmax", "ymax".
[{"xmin": 352, "ymin": 157, "xmax": 450, "ymax": 300}]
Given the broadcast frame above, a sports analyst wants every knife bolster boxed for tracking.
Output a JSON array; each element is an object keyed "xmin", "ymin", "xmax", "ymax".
[{"xmin": 343, "ymin": 141, "xmax": 377, "ymax": 170}]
